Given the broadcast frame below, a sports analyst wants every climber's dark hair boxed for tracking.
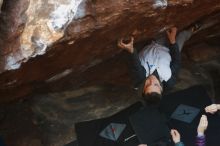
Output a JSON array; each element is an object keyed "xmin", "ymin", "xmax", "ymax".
[{"xmin": 142, "ymin": 92, "xmax": 162, "ymax": 106}]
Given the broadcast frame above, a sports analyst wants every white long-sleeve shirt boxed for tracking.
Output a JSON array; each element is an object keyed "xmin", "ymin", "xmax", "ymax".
[{"xmin": 138, "ymin": 42, "xmax": 172, "ymax": 82}]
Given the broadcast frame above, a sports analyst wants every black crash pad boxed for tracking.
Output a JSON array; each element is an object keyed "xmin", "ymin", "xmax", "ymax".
[{"xmin": 75, "ymin": 102, "xmax": 143, "ymax": 146}]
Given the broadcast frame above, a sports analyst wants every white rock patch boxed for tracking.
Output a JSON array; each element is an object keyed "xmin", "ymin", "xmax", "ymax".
[
  {"xmin": 6, "ymin": 0, "xmax": 86, "ymax": 71},
  {"xmin": 153, "ymin": 0, "xmax": 167, "ymax": 8},
  {"xmin": 46, "ymin": 69, "xmax": 73, "ymax": 83}
]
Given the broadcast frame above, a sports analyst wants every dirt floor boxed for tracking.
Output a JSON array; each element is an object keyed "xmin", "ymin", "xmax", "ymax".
[{"xmin": 0, "ymin": 56, "xmax": 220, "ymax": 146}]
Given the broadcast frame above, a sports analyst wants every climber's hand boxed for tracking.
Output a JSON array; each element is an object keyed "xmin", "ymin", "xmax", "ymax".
[{"xmin": 118, "ymin": 37, "xmax": 134, "ymax": 53}]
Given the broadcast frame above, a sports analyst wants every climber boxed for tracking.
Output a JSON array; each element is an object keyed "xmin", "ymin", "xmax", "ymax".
[{"xmin": 118, "ymin": 25, "xmax": 200, "ymax": 104}]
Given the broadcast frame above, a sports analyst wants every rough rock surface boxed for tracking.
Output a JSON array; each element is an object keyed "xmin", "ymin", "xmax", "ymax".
[{"xmin": 0, "ymin": 0, "xmax": 220, "ymax": 102}]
